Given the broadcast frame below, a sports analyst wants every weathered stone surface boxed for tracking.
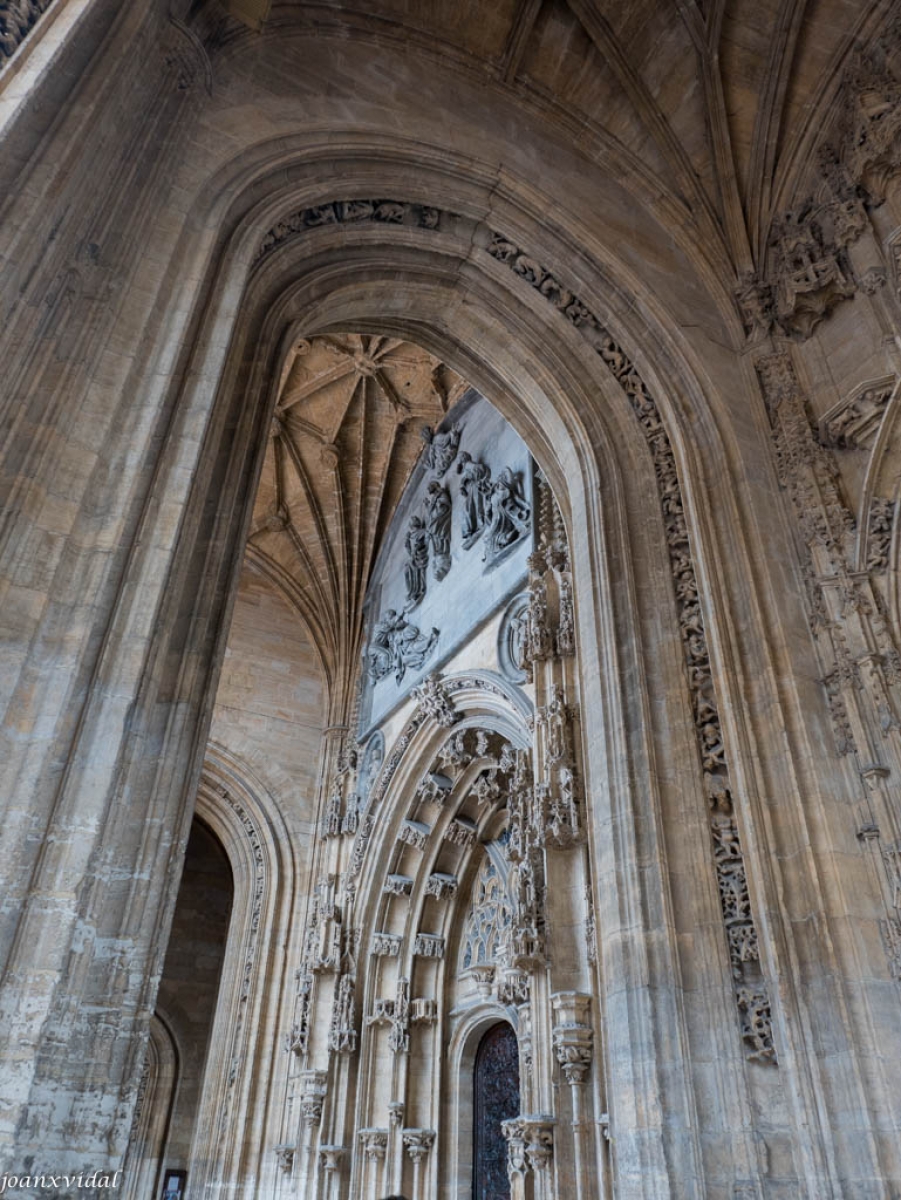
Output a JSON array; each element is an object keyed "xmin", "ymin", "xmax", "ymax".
[{"xmin": 3, "ymin": 4, "xmax": 901, "ymax": 1198}]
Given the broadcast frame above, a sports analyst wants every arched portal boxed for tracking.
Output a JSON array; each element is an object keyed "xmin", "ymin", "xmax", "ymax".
[{"xmin": 473, "ymin": 1023, "xmax": 520, "ymax": 1200}]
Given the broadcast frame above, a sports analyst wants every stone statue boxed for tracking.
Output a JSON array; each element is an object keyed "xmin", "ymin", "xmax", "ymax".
[
  {"xmin": 368, "ymin": 610, "xmax": 439, "ymax": 683},
  {"xmin": 456, "ymin": 451, "xmax": 492, "ymax": 548},
  {"xmin": 404, "ymin": 516, "xmax": 430, "ymax": 608},
  {"xmin": 420, "ymin": 422, "xmax": 461, "ymax": 475},
  {"xmin": 483, "ymin": 467, "xmax": 530, "ymax": 561},
  {"xmin": 424, "ymin": 481, "xmax": 452, "ymax": 579}
]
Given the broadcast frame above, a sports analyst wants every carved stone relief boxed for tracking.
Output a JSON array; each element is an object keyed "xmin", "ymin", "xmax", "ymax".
[
  {"xmin": 403, "ymin": 516, "xmax": 430, "ymax": 609},
  {"xmin": 484, "ymin": 229, "xmax": 777, "ymax": 1059},
  {"xmin": 498, "ymin": 592, "xmax": 531, "ymax": 683},
  {"xmin": 367, "ymin": 610, "xmax": 439, "ymax": 683},
  {"xmin": 483, "ymin": 467, "xmax": 531, "ymax": 563},
  {"xmin": 867, "ymin": 499, "xmax": 895, "ymax": 572},
  {"xmin": 819, "ymin": 379, "xmax": 894, "ymax": 450},
  {"xmin": 411, "ymin": 670, "xmax": 458, "ymax": 727},
  {"xmin": 388, "ymin": 978, "xmax": 410, "ymax": 1054},
  {"xmin": 456, "ymin": 451, "xmax": 492, "ymax": 547},
  {"xmin": 425, "ymin": 481, "xmax": 452, "ymax": 579},
  {"xmin": 256, "ymin": 199, "xmax": 447, "ymax": 263},
  {"xmin": 421, "ymin": 423, "xmax": 461, "ymax": 475},
  {"xmin": 328, "ymin": 973, "xmax": 357, "ymax": 1055}
]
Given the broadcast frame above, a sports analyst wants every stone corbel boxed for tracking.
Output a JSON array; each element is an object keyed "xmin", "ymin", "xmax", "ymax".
[
  {"xmin": 501, "ymin": 1117, "xmax": 529, "ymax": 1187},
  {"xmin": 520, "ymin": 1116, "xmax": 556, "ymax": 1171},
  {"xmin": 358, "ymin": 1127, "xmax": 389, "ymax": 1159},
  {"xmin": 319, "ymin": 1144, "xmax": 345, "ymax": 1173},
  {"xmin": 402, "ymin": 1127, "xmax": 436, "ymax": 1163},
  {"xmin": 551, "ymin": 992, "xmax": 593, "ymax": 1086},
  {"xmin": 274, "ymin": 1143, "xmax": 295, "ymax": 1174},
  {"xmin": 299, "ymin": 1068, "xmax": 328, "ymax": 1127}
]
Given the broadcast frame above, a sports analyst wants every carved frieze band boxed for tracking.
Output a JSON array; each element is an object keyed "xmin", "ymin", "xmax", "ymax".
[
  {"xmin": 485, "ymin": 231, "xmax": 776, "ymax": 1062},
  {"xmin": 256, "ymin": 199, "xmax": 449, "ymax": 263}
]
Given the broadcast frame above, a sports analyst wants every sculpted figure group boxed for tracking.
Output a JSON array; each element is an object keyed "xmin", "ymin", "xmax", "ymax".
[{"xmin": 375, "ymin": 418, "xmax": 533, "ymax": 686}]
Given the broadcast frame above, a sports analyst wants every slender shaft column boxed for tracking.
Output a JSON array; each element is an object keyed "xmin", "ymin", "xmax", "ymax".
[
  {"xmin": 551, "ymin": 992, "xmax": 594, "ymax": 1200},
  {"xmin": 402, "ymin": 1129, "xmax": 435, "ymax": 1200}
]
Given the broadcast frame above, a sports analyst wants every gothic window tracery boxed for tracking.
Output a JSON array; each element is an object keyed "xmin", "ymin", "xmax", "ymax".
[{"xmin": 461, "ymin": 851, "xmax": 512, "ymax": 970}]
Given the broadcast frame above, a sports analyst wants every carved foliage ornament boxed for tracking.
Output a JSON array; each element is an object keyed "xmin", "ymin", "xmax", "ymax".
[
  {"xmin": 485, "ymin": 230, "xmax": 776, "ymax": 1062},
  {"xmin": 256, "ymin": 199, "xmax": 446, "ymax": 262}
]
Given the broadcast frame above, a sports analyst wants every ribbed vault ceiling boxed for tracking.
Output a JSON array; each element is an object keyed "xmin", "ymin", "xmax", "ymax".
[
  {"xmin": 207, "ymin": 0, "xmax": 894, "ymax": 275},
  {"xmin": 246, "ymin": 333, "xmax": 467, "ymax": 719}
]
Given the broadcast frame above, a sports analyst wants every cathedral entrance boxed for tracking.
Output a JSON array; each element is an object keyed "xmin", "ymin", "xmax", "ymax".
[{"xmin": 473, "ymin": 1023, "xmax": 520, "ymax": 1200}]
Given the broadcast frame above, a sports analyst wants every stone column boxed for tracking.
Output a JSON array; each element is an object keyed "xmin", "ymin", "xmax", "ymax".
[
  {"xmin": 402, "ymin": 1128, "xmax": 435, "ymax": 1200},
  {"xmin": 359, "ymin": 1128, "xmax": 388, "ymax": 1196},
  {"xmin": 501, "ymin": 1118, "xmax": 529, "ymax": 1200},
  {"xmin": 551, "ymin": 992, "xmax": 595, "ymax": 1200},
  {"xmin": 318, "ymin": 1144, "xmax": 345, "ymax": 1200}
]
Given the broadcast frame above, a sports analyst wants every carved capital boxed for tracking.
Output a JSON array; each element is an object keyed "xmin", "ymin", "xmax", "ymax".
[
  {"xmin": 402, "ymin": 1128, "xmax": 436, "ymax": 1164},
  {"xmin": 274, "ymin": 1144, "xmax": 295, "ymax": 1174},
  {"xmin": 520, "ymin": 1116, "xmax": 555, "ymax": 1171},
  {"xmin": 318, "ymin": 1145, "xmax": 345, "ymax": 1173},
  {"xmin": 358, "ymin": 1128, "xmax": 389, "ymax": 1160},
  {"xmin": 299, "ymin": 1069, "xmax": 327, "ymax": 1127}
]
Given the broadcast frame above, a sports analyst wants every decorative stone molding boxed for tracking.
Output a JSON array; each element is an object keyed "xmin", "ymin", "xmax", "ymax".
[
  {"xmin": 736, "ymin": 986, "xmax": 777, "ymax": 1064},
  {"xmin": 299, "ymin": 1069, "xmax": 328, "ymax": 1127},
  {"xmin": 551, "ymin": 992, "xmax": 593, "ymax": 1085},
  {"xmin": 328, "ymin": 973, "xmax": 357, "ymax": 1055},
  {"xmin": 384, "ymin": 873, "xmax": 414, "ymax": 897},
  {"xmin": 425, "ymin": 872, "xmax": 458, "ymax": 899},
  {"xmin": 521, "ymin": 1117, "xmax": 555, "ymax": 1171},
  {"xmin": 534, "ymin": 685, "xmax": 583, "ymax": 848},
  {"xmin": 867, "ymin": 499, "xmax": 895, "ymax": 572},
  {"xmin": 819, "ymin": 378, "xmax": 894, "ymax": 449},
  {"xmin": 288, "ymin": 969, "xmax": 313, "ymax": 1057},
  {"xmin": 388, "ymin": 977, "xmax": 410, "ymax": 1054},
  {"xmin": 274, "ymin": 1144, "xmax": 295, "ymax": 1174},
  {"xmin": 823, "ymin": 669, "xmax": 857, "ymax": 756},
  {"xmin": 501, "ymin": 1118, "xmax": 528, "ymax": 1183},
  {"xmin": 402, "ymin": 1128, "xmax": 436, "ymax": 1163},
  {"xmin": 880, "ymin": 916, "xmax": 901, "ymax": 980},
  {"xmin": 371, "ymin": 932, "xmax": 403, "ymax": 957},
  {"xmin": 413, "ymin": 933, "xmax": 446, "ymax": 958},
  {"xmin": 410, "ymin": 997, "xmax": 438, "ymax": 1024},
  {"xmin": 767, "ymin": 206, "xmax": 858, "ymax": 340},
  {"xmin": 398, "ymin": 819, "xmax": 430, "ymax": 851},
  {"xmin": 486, "ymin": 227, "xmax": 776, "ymax": 1058},
  {"xmin": 366, "ymin": 997, "xmax": 396, "ymax": 1027},
  {"xmin": 467, "ymin": 964, "xmax": 496, "ymax": 998},
  {"xmin": 412, "ymin": 670, "xmax": 459, "ymax": 727},
  {"xmin": 829, "ymin": 34, "xmax": 901, "ymax": 206},
  {"xmin": 358, "ymin": 1128, "xmax": 389, "ymax": 1160},
  {"xmin": 734, "ymin": 271, "xmax": 777, "ymax": 340},
  {"xmin": 497, "ymin": 592, "xmax": 531, "ymax": 683},
  {"xmin": 444, "ymin": 817, "xmax": 478, "ymax": 848},
  {"xmin": 584, "ymin": 882, "xmax": 598, "ymax": 966},
  {"xmin": 256, "ymin": 199, "xmax": 448, "ymax": 262},
  {"xmin": 497, "ymin": 967, "xmax": 530, "ymax": 1006},
  {"xmin": 319, "ymin": 1145, "xmax": 345, "ymax": 1173}
]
